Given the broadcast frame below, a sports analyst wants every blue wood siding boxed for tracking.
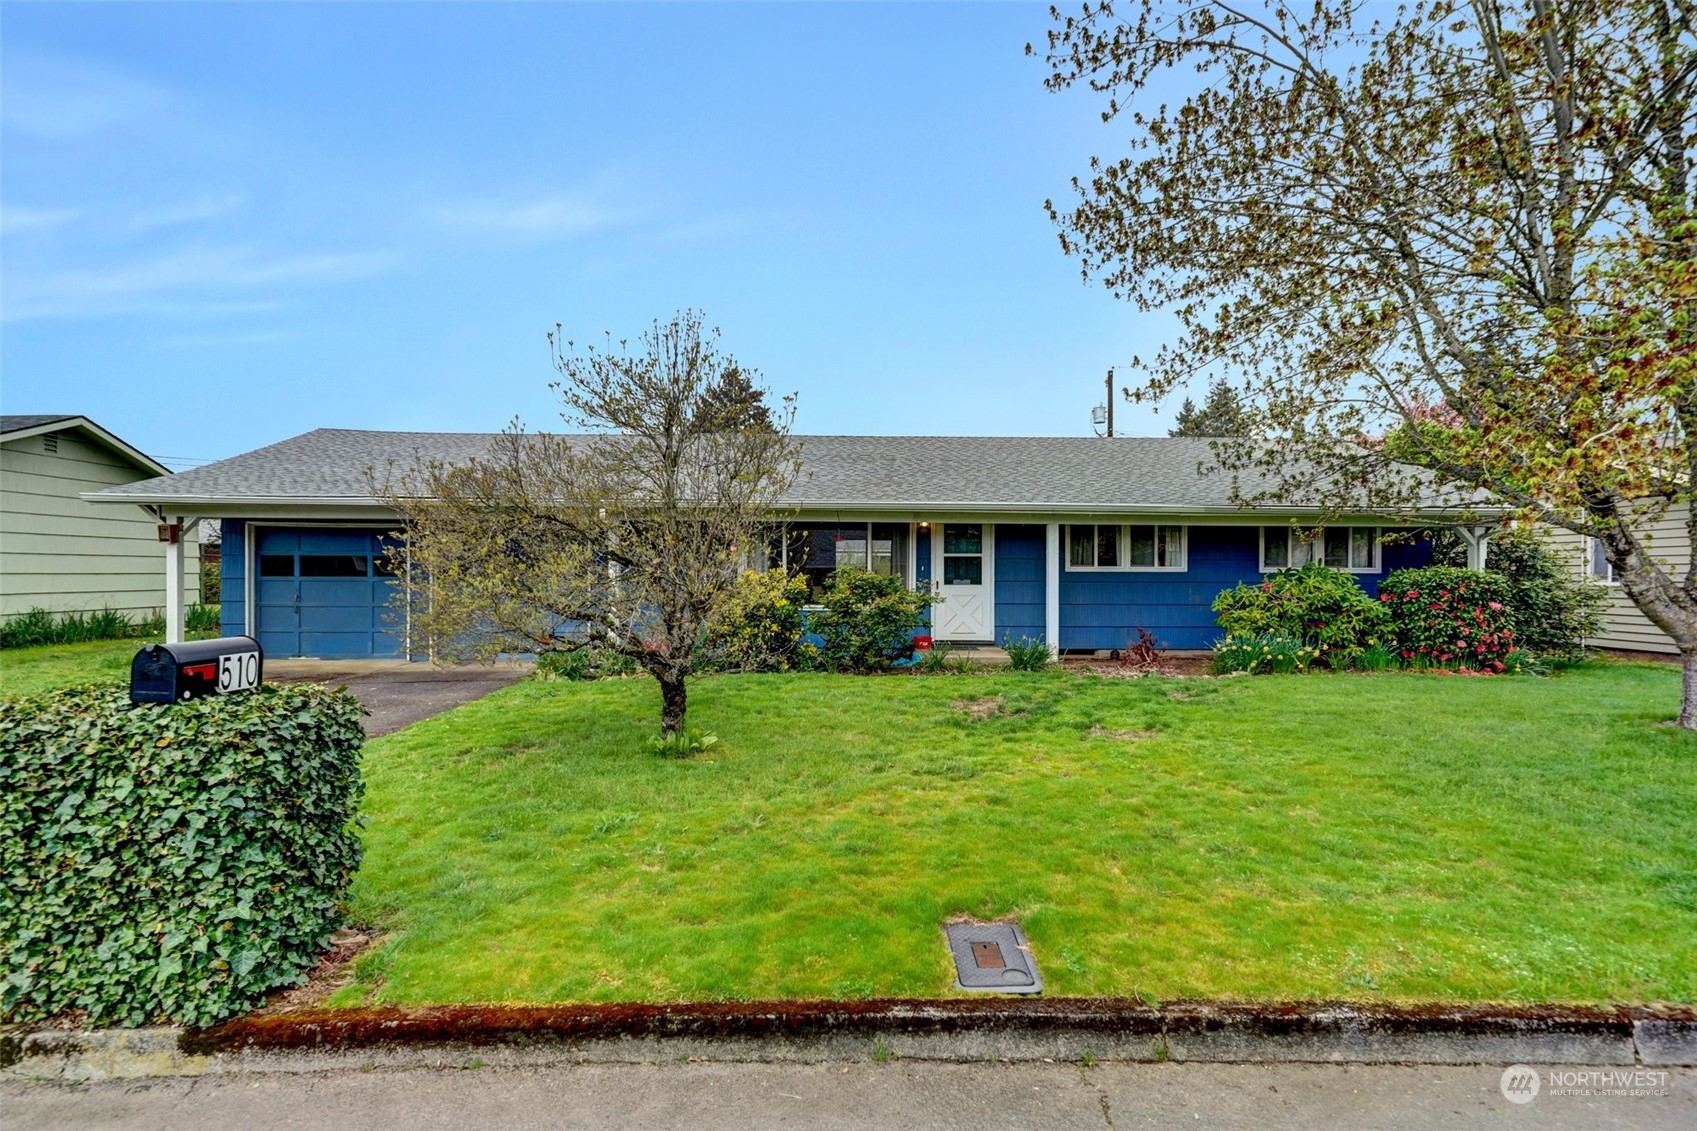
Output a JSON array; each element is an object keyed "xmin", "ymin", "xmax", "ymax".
[
  {"xmin": 1051, "ymin": 525, "xmax": 1433, "ymax": 652},
  {"xmin": 993, "ymin": 525, "xmax": 1045, "ymax": 646},
  {"xmin": 219, "ymin": 518, "xmax": 245, "ymax": 637}
]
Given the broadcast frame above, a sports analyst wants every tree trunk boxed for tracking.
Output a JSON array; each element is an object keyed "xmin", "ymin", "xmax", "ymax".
[
  {"xmin": 1682, "ymin": 651, "xmax": 1697, "ymax": 730},
  {"xmin": 659, "ymin": 674, "xmax": 688, "ymax": 735}
]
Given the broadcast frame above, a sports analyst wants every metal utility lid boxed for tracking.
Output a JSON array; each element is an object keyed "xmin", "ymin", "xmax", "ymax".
[{"xmin": 944, "ymin": 921, "xmax": 1042, "ymax": 994}]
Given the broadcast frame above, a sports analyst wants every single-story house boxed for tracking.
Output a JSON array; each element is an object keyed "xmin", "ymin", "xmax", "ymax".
[
  {"xmin": 1, "ymin": 414, "xmax": 200, "ymax": 625},
  {"xmin": 84, "ymin": 428, "xmax": 1496, "ymax": 659}
]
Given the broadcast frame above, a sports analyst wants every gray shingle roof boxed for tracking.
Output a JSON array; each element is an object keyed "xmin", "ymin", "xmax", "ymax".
[
  {"xmin": 1, "ymin": 414, "xmax": 79, "ymax": 436},
  {"xmin": 84, "ymin": 427, "xmax": 1471, "ymax": 515}
]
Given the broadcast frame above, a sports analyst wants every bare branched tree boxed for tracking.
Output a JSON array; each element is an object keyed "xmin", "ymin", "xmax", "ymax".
[
  {"xmin": 1034, "ymin": 0, "xmax": 1697, "ymax": 722},
  {"xmin": 375, "ymin": 311, "xmax": 801, "ymax": 734}
]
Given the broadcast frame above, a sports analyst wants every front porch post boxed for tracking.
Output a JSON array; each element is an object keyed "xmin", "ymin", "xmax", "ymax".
[
  {"xmin": 164, "ymin": 520, "xmax": 185, "ymax": 645},
  {"xmin": 1045, "ymin": 521, "xmax": 1061, "ymax": 656},
  {"xmin": 161, "ymin": 516, "xmax": 200, "ymax": 644},
  {"xmin": 1458, "ymin": 525, "xmax": 1493, "ymax": 570}
]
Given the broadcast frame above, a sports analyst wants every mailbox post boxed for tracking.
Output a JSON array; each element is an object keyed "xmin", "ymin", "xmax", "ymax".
[{"xmin": 130, "ymin": 636, "xmax": 264, "ymax": 705}]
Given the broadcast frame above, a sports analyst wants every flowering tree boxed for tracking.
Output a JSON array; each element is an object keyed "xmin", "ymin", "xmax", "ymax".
[
  {"xmin": 376, "ymin": 312, "xmax": 800, "ymax": 735},
  {"xmin": 1034, "ymin": 0, "xmax": 1697, "ymax": 722}
]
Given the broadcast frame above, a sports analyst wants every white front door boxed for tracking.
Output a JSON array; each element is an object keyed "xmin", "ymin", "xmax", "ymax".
[{"xmin": 932, "ymin": 522, "xmax": 994, "ymax": 641}]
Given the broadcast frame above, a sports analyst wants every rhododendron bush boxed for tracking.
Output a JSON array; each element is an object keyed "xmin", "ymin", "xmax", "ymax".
[{"xmin": 1379, "ymin": 567, "xmax": 1517, "ymax": 671}]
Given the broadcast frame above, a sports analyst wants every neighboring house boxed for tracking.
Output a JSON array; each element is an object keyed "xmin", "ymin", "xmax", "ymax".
[
  {"xmin": 1, "ymin": 414, "xmax": 188, "ymax": 624},
  {"xmin": 1548, "ymin": 520, "xmax": 1682, "ymax": 655},
  {"xmin": 84, "ymin": 429, "xmax": 1491, "ymax": 660}
]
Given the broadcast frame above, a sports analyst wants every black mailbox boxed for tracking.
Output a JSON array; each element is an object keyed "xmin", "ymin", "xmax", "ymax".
[{"xmin": 130, "ymin": 636, "xmax": 264, "ymax": 705}]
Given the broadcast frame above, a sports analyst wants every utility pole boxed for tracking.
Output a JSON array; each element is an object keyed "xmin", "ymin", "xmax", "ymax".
[{"xmin": 1105, "ymin": 368, "xmax": 1115, "ymax": 438}]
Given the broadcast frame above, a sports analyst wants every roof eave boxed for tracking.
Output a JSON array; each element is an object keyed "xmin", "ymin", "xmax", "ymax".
[
  {"xmin": 80, "ymin": 492, "xmax": 1502, "ymax": 521},
  {"xmin": 8, "ymin": 417, "xmax": 172, "ymax": 477}
]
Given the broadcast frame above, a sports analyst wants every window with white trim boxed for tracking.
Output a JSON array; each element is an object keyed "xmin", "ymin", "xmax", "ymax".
[
  {"xmin": 1587, "ymin": 538, "xmax": 1618, "ymax": 584},
  {"xmin": 1260, "ymin": 526, "xmax": 1380, "ymax": 573},
  {"xmin": 768, "ymin": 522, "xmax": 910, "ymax": 602},
  {"xmin": 1066, "ymin": 524, "xmax": 1186, "ymax": 571}
]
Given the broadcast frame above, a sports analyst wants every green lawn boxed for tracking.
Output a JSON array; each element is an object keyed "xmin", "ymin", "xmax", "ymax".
[
  {"xmin": 337, "ymin": 662, "xmax": 1697, "ymax": 1008},
  {"xmin": 0, "ymin": 633, "xmax": 224, "ymax": 699},
  {"xmin": 0, "ymin": 637, "xmax": 160, "ymax": 698}
]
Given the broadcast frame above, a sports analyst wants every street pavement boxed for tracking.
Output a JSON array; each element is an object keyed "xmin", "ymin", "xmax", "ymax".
[{"xmin": 5, "ymin": 1060, "xmax": 1692, "ymax": 1130}]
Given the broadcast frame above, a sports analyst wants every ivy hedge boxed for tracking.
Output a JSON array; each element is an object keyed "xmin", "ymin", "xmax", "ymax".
[{"xmin": 0, "ymin": 683, "xmax": 365, "ymax": 1027}]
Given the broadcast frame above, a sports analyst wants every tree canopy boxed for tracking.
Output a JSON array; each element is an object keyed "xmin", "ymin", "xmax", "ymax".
[
  {"xmin": 376, "ymin": 311, "xmax": 799, "ymax": 734},
  {"xmin": 1169, "ymin": 377, "xmax": 1252, "ymax": 436},
  {"xmin": 1035, "ymin": 0, "xmax": 1697, "ymax": 720}
]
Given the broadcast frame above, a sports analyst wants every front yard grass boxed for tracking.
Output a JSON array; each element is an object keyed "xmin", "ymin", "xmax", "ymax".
[
  {"xmin": 0, "ymin": 632, "xmax": 223, "ymax": 699},
  {"xmin": 337, "ymin": 661, "xmax": 1696, "ymax": 1008},
  {"xmin": 0, "ymin": 638, "xmax": 160, "ymax": 699}
]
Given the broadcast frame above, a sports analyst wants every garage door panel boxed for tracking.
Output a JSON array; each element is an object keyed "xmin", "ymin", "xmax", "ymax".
[
  {"xmin": 300, "ymin": 604, "xmax": 374, "ymax": 631},
  {"xmin": 299, "ymin": 578, "xmax": 375, "ymax": 605},
  {"xmin": 251, "ymin": 529, "xmax": 406, "ymax": 659},
  {"xmin": 299, "ymin": 530, "xmax": 376, "ymax": 554},
  {"xmin": 299, "ymin": 632, "xmax": 376, "ymax": 658},
  {"xmin": 256, "ymin": 579, "xmax": 299, "ymax": 605}
]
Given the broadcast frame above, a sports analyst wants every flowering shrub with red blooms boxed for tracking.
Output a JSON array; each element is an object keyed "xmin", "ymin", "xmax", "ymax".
[{"xmin": 1379, "ymin": 566, "xmax": 1517, "ymax": 671}]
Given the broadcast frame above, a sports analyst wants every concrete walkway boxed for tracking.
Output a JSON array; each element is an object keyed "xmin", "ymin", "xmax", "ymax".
[
  {"xmin": 6, "ymin": 1061, "xmax": 1691, "ymax": 1130},
  {"xmin": 265, "ymin": 660, "xmax": 529, "ymax": 737}
]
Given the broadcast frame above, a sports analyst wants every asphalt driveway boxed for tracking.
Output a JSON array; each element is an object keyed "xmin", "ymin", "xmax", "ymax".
[{"xmin": 266, "ymin": 660, "xmax": 529, "ymax": 736}]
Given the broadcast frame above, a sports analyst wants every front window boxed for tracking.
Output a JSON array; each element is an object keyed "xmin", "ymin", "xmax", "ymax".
[
  {"xmin": 1262, "ymin": 526, "xmax": 1379, "ymax": 572},
  {"xmin": 1588, "ymin": 538, "xmax": 1618, "ymax": 584},
  {"xmin": 771, "ymin": 521, "xmax": 910, "ymax": 602},
  {"xmin": 1067, "ymin": 524, "xmax": 1186, "ymax": 570}
]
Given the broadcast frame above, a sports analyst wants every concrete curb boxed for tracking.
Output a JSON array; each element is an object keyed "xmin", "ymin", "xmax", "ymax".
[{"xmin": 5, "ymin": 1000, "xmax": 1692, "ymax": 1082}]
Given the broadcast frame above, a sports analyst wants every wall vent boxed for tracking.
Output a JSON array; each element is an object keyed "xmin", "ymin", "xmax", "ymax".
[{"xmin": 42, "ymin": 432, "xmax": 60, "ymax": 454}]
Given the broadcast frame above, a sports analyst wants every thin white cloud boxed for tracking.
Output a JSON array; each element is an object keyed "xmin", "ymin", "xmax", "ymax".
[
  {"xmin": 124, "ymin": 195, "xmax": 245, "ymax": 235},
  {"xmin": 0, "ymin": 204, "xmax": 81, "ymax": 235},
  {"xmin": 1, "ymin": 52, "xmax": 176, "ymax": 140},
  {"xmin": 425, "ymin": 195, "xmax": 637, "ymax": 239},
  {"xmin": 3, "ymin": 245, "xmax": 393, "ymax": 322},
  {"xmin": 158, "ymin": 328, "xmax": 299, "ymax": 350}
]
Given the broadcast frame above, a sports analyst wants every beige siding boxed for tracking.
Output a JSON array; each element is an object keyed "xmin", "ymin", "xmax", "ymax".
[
  {"xmin": 1546, "ymin": 518, "xmax": 1684, "ymax": 654},
  {"xmin": 0, "ymin": 429, "xmax": 196, "ymax": 621}
]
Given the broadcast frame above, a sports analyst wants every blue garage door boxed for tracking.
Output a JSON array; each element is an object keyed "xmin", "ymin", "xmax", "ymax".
[{"xmin": 255, "ymin": 529, "xmax": 404, "ymax": 659}]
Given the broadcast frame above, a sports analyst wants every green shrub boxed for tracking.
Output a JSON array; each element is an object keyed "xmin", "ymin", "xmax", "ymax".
[
  {"xmin": 200, "ymin": 558, "xmax": 222, "ymax": 606},
  {"xmin": 1210, "ymin": 632, "xmax": 1319, "ymax": 674},
  {"xmin": 808, "ymin": 568, "xmax": 932, "ymax": 673},
  {"xmin": 185, "ymin": 604, "xmax": 221, "ymax": 633},
  {"xmin": 914, "ymin": 641, "xmax": 973, "ymax": 674},
  {"xmin": 0, "ymin": 606, "xmax": 169, "ymax": 649},
  {"xmin": 700, "ymin": 570, "xmax": 810, "ymax": 672},
  {"xmin": 0, "ymin": 608, "xmax": 58, "ymax": 649},
  {"xmin": 1002, "ymin": 636, "xmax": 1053, "ymax": 672},
  {"xmin": 1430, "ymin": 528, "xmax": 1606, "ymax": 663},
  {"xmin": 1379, "ymin": 566, "xmax": 1517, "ymax": 670},
  {"xmin": 1502, "ymin": 649, "xmax": 1545, "ymax": 675},
  {"xmin": 0, "ymin": 683, "xmax": 365, "ymax": 1026},
  {"xmin": 1211, "ymin": 563, "xmax": 1392, "ymax": 666},
  {"xmin": 643, "ymin": 727, "xmax": 719, "ymax": 758},
  {"xmin": 533, "ymin": 645, "xmax": 639, "ymax": 682},
  {"xmin": 1355, "ymin": 642, "xmax": 1395, "ymax": 672}
]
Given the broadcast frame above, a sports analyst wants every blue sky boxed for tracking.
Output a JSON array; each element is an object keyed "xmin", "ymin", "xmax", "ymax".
[{"xmin": 2, "ymin": 2, "xmax": 1186, "ymax": 468}]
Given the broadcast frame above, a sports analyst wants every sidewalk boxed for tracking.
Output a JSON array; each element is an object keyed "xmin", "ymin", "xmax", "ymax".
[{"xmin": 7, "ymin": 1060, "xmax": 1692, "ymax": 1130}]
